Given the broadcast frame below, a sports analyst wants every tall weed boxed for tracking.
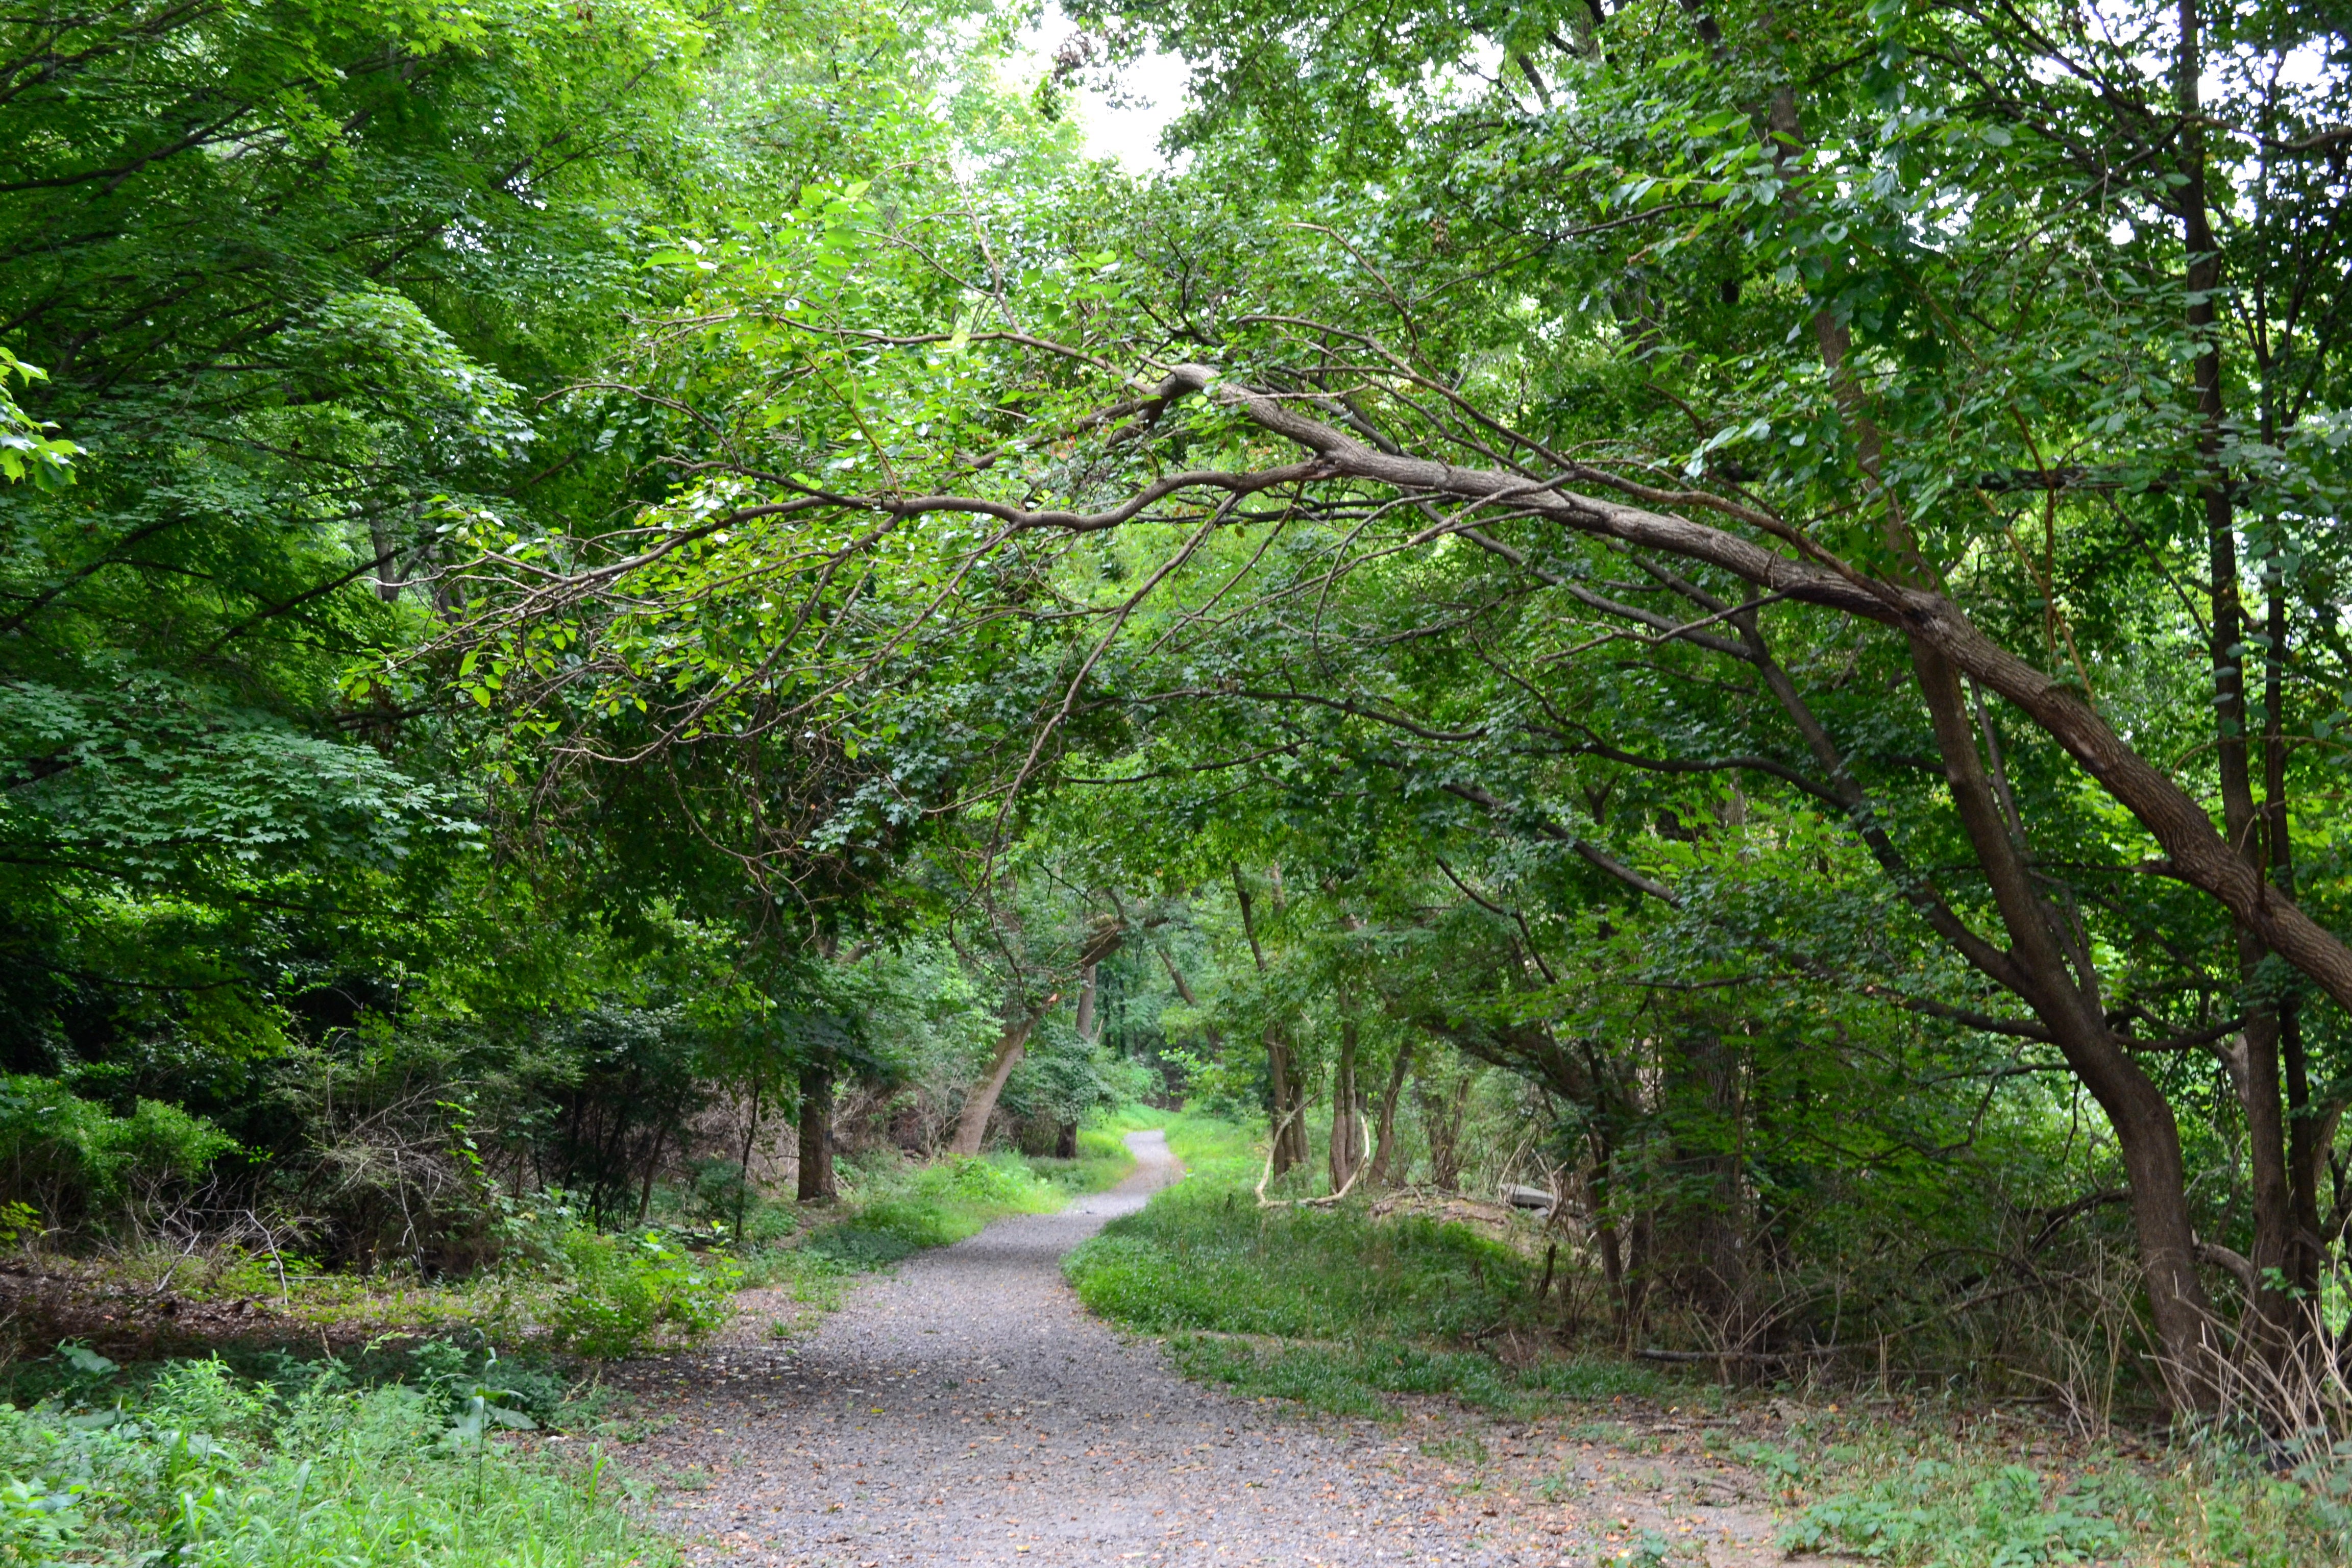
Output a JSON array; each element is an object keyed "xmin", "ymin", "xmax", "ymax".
[
  {"xmin": 550, "ymin": 1230, "xmax": 741, "ymax": 1359},
  {"xmin": 0, "ymin": 1348, "xmax": 667, "ymax": 1568}
]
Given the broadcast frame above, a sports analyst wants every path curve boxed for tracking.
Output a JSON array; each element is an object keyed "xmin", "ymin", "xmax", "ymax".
[{"xmin": 621, "ymin": 1132, "xmax": 1791, "ymax": 1566}]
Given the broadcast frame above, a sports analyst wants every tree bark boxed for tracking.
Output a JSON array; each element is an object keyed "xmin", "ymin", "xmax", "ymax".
[
  {"xmin": 797, "ymin": 1063, "xmax": 835, "ymax": 1203},
  {"xmin": 1233, "ymin": 865, "xmax": 1308, "ymax": 1177},
  {"xmin": 1910, "ymin": 640, "xmax": 2221, "ymax": 1408},
  {"xmin": 1419, "ymin": 1071, "xmax": 1469, "ymax": 1191},
  {"xmin": 736, "ymin": 1074, "xmax": 763, "ymax": 1239},
  {"xmin": 1368, "ymin": 1039, "xmax": 1414, "ymax": 1184},
  {"xmin": 638, "ymin": 1125, "xmax": 666, "ymax": 1223},
  {"xmin": 2266, "ymin": 572, "xmax": 2322, "ymax": 1303},
  {"xmin": 1329, "ymin": 1007, "xmax": 1363, "ymax": 1193},
  {"xmin": 1665, "ymin": 1025, "xmax": 1747, "ymax": 1333},
  {"xmin": 2173, "ymin": 0, "xmax": 2297, "ymax": 1364},
  {"xmin": 1269, "ymin": 1030, "xmax": 1308, "ymax": 1173},
  {"xmin": 951, "ymin": 1007, "xmax": 1038, "ymax": 1157}
]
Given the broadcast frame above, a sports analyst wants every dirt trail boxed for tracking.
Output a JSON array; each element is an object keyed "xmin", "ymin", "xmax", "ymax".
[{"xmin": 618, "ymin": 1132, "xmax": 1799, "ymax": 1566}]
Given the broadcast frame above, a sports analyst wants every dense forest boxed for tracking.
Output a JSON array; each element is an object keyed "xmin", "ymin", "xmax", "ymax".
[{"xmin": 6, "ymin": 0, "xmax": 2352, "ymax": 1544}]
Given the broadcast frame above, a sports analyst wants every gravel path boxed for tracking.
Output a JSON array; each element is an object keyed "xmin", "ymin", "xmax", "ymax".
[{"xmin": 617, "ymin": 1132, "xmax": 1799, "ymax": 1567}]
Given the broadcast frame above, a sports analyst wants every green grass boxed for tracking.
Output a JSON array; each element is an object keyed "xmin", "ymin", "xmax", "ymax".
[
  {"xmin": 800, "ymin": 1135, "xmax": 1133, "ymax": 1264},
  {"xmin": 0, "ymin": 1347, "xmax": 667, "ymax": 1568},
  {"xmin": 1160, "ymin": 1332, "xmax": 1666, "ymax": 1421},
  {"xmin": 0, "ymin": 1127, "xmax": 1141, "ymax": 1566},
  {"xmin": 1754, "ymin": 1426, "xmax": 2352, "ymax": 1566},
  {"xmin": 1063, "ymin": 1110, "xmax": 1669, "ymax": 1419}
]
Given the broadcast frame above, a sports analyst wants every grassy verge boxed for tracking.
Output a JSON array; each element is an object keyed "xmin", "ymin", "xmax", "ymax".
[
  {"xmin": 1069, "ymin": 1114, "xmax": 2352, "ymax": 1563},
  {"xmin": 0, "ymin": 1342, "xmax": 667, "ymax": 1568},
  {"xmin": 0, "ymin": 1130, "xmax": 1145, "ymax": 1564},
  {"xmin": 799, "ymin": 1130, "xmax": 1134, "ymax": 1264},
  {"xmin": 1749, "ymin": 1419, "xmax": 2351, "ymax": 1567},
  {"xmin": 1063, "ymin": 1111, "xmax": 1669, "ymax": 1419}
]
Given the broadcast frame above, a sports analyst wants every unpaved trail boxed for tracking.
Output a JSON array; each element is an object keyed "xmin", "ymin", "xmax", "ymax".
[{"xmin": 617, "ymin": 1132, "xmax": 1800, "ymax": 1566}]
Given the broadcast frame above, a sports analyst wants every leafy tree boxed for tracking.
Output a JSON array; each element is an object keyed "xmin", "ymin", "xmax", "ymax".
[{"xmin": 458, "ymin": 0, "xmax": 2352, "ymax": 1408}]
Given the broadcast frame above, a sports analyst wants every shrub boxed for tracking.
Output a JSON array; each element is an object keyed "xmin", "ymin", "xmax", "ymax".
[
  {"xmin": 0, "ymin": 1075, "xmax": 233, "ymax": 1233},
  {"xmin": 1746, "ymin": 1431, "xmax": 2352, "ymax": 1567},
  {"xmin": 550, "ymin": 1230, "xmax": 741, "ymax": 1358}
]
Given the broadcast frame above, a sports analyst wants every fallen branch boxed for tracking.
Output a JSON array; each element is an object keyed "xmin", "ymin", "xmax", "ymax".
[{"xmin": 1253, "ymin": 1106, "xmax": 1303, "ymax": 1207}]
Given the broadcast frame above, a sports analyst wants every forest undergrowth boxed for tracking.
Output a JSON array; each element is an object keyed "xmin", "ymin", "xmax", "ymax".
[
  {"xmin": 1070, "ymin": 1116, "xmax": 2352, "ymax": 1566},
  {"xmin": 3, "ymin": 1136, "xmax": 1133, "ymax": 1361},
  {"xmin": 0, "ymin": 1342, "xmax": 669, "ymax": 1568},
  {"xmin": 0, "ymin": 1129, "xmax": 1135, "ymax": 1564}
]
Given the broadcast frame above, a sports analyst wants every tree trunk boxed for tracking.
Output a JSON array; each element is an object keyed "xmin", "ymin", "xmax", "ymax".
[
  {"xmin": 1074, "ymin": 962, "xmax": 1098, "ymax": 1041},
  {"xmin": 365, "ymin": 504, "xmax": 403, "ymax": 603},
  {"xmin": 951, "ymin": 1008, "xmax": 1037, "ymax": 1157},
  {"xmin": 737, "ymin": 1074, "xmax": 762, "ymax": 1239},
  {"xmin": 1368, "ymin": 1040, "xmax": 1414, "ymax": 1185},
  {"xmin": 1328, "ymin": 1011, "xmax": 1362, "ymax": 1193},
  {"xmin": 2171, "ymin": 0, "xmax": 2296, "ymax": 1366},
  {"xmin": 1268, "ymin": 1029, "xmax": 1309, "ymax": 1175},
  {"xmin": 1657, "ymin": 1025, "xmax": 1747, "ymax": 1335},
  {"xmin": 1579, "ymin": 1152, "xmax": 1626, "ymax": 1342},
  {"xmin": 797, "ymin": 1063, "xmax": 835, "ymax": 1203},
  {"xmin": 2270, "ymin": 581, "xmax": 2322, "ymax": 1305},
  {"xmin": 1912, "ymin": 640, "xmax": 2222, "ymax": 1409},
  {"xmin": 1595, "ymin": 1214, "xmax": 1626, "ymax": 1342},
  {"xmin": 637, "ymin": 1126, "xmax": 666, "ymax": 1222},
  {"xmin": 1420, "ymin": 1072, "xmax": 1468, "ymax": 1191},
  {"xmin": 2233, "ymin": 1012, "xmax": 2297, "ymax": 1358},
  {"xmin": 1233, "ymin": 866, "xmax": 1309, "ymax": 1177}
]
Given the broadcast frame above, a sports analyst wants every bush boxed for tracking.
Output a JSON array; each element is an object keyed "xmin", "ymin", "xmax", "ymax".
[
  {"xmin": 0, "ymin": 1075, "xmax": 233, "ymax": 1232},
  {"xmin": 549, "ymin": 1230, "xmax": 741, "ymax": 1359}
]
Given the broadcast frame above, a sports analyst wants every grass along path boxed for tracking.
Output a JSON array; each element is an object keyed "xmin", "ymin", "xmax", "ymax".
[
  {"xmin": 1061, "ymin": 1117, "xmax": 2349, "ymax": 1567},
  {"xmin": 615, "ymin": 1130, "xmax": 1803, "ymax": 1567},
  {"xmin": 0, "ymin": 1348, "xmax": 675, "ymax": 1568},
  {"xmin": 0, "ymin": 1136, "xmax": 1140, "ymax": 1568},
  {"xmin": 737, "ymin": 1135, "xmax": 1139, "ymax": 1342}
]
